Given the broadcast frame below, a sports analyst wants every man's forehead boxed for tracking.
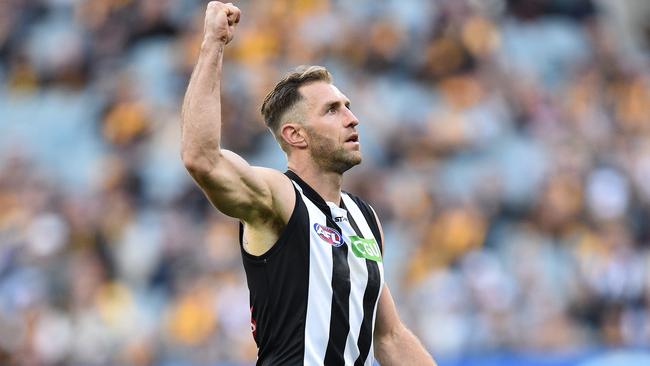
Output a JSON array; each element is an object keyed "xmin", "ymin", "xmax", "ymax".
[{"xmin": 299, "ymin": 81, "xmax": 348, "ymax": 106}]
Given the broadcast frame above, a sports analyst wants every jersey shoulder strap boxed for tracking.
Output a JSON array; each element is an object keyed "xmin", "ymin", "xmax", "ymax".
[{"xmin": 342, "ymin": 191, "xmax": 383, "ymax": 253}]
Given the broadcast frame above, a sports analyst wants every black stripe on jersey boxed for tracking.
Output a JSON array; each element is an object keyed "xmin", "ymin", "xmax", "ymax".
[
  {"xmin": 343, "ymin": 201, "xmax": 381, "ymax": 366},
  {"xmin": 286, "ymin": 170, "xmax": 351, "ymax": 365},
  {"xmin": 355, "ymin": 261, "xmax": 380, "ymax": 366},
  {"xmin": 323, "ymin": 243, "xmax": 351, "ymax": 365}
]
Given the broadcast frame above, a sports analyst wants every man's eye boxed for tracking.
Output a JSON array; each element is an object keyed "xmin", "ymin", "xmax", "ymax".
[{"xmin": 328, "ymin": 107, "xmax": 337, "ymax": 114}]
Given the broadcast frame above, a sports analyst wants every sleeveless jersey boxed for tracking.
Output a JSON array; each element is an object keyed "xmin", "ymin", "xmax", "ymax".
[{"xmin": 239, "ymin": 170, "xmax": 385, "ymax": 365}]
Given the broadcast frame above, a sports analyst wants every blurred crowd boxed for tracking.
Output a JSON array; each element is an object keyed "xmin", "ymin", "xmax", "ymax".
[{"xmin": 1, "ymin": 0, "xmax": 650, "ymax": 365}]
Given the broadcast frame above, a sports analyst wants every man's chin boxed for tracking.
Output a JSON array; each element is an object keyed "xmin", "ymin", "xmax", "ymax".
[
  {"xmin": 352, "ymin": 155, "xmax": 362, "ymax": 166},
  {"xmin": 346, "ymin": 151, "xmax": 362, "ymax": 166},
  {"xmin": 340, "ymin": 154, "xmax": 362, "ymax": 173},
  {"xmin": 314, "ymin": 149, "xmax": 362, "ymax": 174}
]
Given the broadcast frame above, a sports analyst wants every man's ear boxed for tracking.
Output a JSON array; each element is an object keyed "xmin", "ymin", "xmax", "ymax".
[{"xmin": 281, "ymin": 123, "xmax": 308, "ymax": 149}]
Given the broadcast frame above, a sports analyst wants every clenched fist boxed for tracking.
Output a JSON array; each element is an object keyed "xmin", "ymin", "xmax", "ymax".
[{"xmin": 204, "ymin": 1, "xmax": 241, "ymax": 45}]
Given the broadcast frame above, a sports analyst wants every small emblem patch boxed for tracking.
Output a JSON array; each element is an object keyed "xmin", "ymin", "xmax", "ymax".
[
  {"xmin": 313, "ymin": 223, "xmax": 343, "ymax": 247},
  {"xmin": 349, "ymin": 236, "xmax": 382, "ymax": 262}
]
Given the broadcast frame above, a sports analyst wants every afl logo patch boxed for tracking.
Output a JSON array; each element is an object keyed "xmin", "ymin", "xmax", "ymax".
[{"xmin": 313, "ymin": 223, "xmax": 343, "ymax": 247}]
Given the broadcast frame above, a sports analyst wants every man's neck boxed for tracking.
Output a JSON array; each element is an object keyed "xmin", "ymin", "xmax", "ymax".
[{"xmin": 287, "ymin": 163, "xmax": 343, "ymax": 205}]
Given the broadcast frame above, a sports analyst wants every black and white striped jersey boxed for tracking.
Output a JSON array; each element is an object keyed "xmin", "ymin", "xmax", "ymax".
[{"xmin": 239, "ymin": 170, "xmax": 385, "ymax": 366}]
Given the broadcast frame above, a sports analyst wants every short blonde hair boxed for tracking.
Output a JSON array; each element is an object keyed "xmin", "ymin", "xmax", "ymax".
[{"xmin": 260, "ymin": 65, "xmax": 332, "ymax": 134}]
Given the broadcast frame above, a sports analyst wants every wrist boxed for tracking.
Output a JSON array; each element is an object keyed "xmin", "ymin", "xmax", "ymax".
[{"xmin": 200, "ymin": 38, "xmax": 226, "ymax": 56}]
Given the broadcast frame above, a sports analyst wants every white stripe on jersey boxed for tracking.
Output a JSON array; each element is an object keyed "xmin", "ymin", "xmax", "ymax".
[
  {"xmin": 342, "ymin": 193, "xmax": 385, "ymax": 365},
  {"xmin": 294, "ymin": 182, "xmax": 333, "ymax": 365}
]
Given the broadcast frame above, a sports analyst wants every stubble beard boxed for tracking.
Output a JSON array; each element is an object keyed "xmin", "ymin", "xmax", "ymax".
[{"xmin": 306, "ymin": 127, "xmax": 361, "ymax": 175}]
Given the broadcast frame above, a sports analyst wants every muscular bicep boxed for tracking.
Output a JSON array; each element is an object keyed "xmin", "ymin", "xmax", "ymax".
[{"xmin": 188, "ymin": 149, "xmax": 291, "ymax": 223}]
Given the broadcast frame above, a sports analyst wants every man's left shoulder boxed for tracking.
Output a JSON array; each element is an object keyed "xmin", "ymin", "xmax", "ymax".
[
  {"xmin": 342, "ymin": 191, "xmax": 382, "ymax": 246},
  {"xmin": 343, "ymin": 191, "xmax": 374, "ymax": 212}
]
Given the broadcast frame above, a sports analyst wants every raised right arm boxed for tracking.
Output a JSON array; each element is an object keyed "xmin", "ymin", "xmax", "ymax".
[{"xmin": 180, "ymin": 2, "xmax": 289, "ymax": 224}]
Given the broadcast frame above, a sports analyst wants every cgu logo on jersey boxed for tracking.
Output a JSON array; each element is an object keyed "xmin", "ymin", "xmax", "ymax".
[
  {"xmin": 313, "ymin": 223, "xmax": 344, "ymax": 247},
  {"xmin": 349, "ymin": 235, "xmax": 382, "ymax": 262}
]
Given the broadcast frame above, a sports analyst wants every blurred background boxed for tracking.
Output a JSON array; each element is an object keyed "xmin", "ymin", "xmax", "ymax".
[{"xmin": 1, "ymin": 0, "xmax": 650, "ymax": 365}]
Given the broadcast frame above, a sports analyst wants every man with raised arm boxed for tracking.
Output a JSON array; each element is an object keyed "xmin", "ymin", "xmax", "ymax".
[{"xmin": 181, "ymin": 2, "xmax": 436, "ymax": 365}]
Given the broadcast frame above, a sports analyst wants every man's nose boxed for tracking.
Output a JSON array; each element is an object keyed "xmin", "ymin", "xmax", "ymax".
[{"xmin": 344, "ymin": 109, "xmax": 359, "ymax": 128}]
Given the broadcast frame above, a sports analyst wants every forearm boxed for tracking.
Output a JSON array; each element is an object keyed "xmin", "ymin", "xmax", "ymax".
[
  {"xmin": 180, "ymin": 39, "xmax": 225, "ymax": 169},
  {"xmin": 375, "ymin": 324, "xmax": 436, "ymax": 366}
]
